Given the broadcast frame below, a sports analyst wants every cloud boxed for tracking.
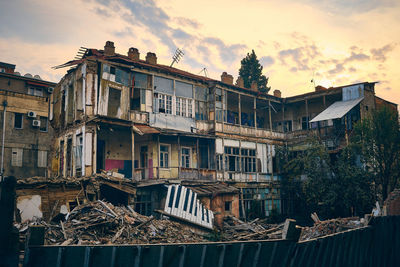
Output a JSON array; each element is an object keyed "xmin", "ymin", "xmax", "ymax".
[
  {"xmin": 260, "ymin": 56, "xmax": 275, "ymax": 67},
  {"xmin": 370, "ymin": 43, "xmax": 397, "ymax": 62},
  {"xmin": 349, "ymin": 67, "xmax": 357, "ymax": 72},
  {"xmin": 344, "ymin": 51, "xmax": 370, "ymax": 62},
  {"xmin": 204, "ymin": 37, "xmax": 247, "ymax": 64},
  {"xmin": 278, "ymin": 45, "xmax": 319, "ymax": 71},
  {"xmin": 300, "ymin": 0, "xmax": 399, "ymax": 15},
  {"xmin": 173, "ymin": 17, "xmax": 201, "ymax": 29},
  {"xmin": 172, "ymin": 28, "xmax": 191, "ymax": 40},
  {"xmin": 328, "ymin": 63, "xmax": 345, "ymax": 75}
]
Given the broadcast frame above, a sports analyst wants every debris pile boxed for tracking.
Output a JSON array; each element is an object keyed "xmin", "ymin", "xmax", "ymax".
[
  {"xmin": 221, "ymin": 215, "xmax": 283, "ymax": 241},
  {"xmin": 299, "ymin": 217, "xmax": 363, "ymax": 241},
  {"xmin": 16, "ymin": 200, "xmax": 207, "ymax": 245}
]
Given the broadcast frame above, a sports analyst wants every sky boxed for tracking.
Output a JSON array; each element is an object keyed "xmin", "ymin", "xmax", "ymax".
[{"xmin": 0, "ymin": 0, "xmax": 399, "ymax": 106}]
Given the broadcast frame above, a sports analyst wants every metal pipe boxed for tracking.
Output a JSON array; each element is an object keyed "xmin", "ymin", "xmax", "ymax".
[{"xmin": 1, "ymin": 100, "xmax": 7, "ymax": 181}]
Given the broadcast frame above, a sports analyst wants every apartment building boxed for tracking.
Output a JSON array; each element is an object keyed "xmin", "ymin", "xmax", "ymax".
[
  {"xmin": 50, "ymin": 41, "xmax": 397, "ymax": 219},
  {"xmin": 0, "ymin": 62, "xmax": 56, "ymax": 179}
]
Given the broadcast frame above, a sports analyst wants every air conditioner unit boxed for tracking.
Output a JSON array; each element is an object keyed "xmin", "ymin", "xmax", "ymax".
[
  {"xmin": 47, "ymin": 87, "xmax": 54, "ymax": 93},
  {"xmin": 32, "ymin": 120, "xmax": 41, "ymax": 127},
  {"xmin": 27, "ymin": 111, "xmax": 37, "ymax": 118}
]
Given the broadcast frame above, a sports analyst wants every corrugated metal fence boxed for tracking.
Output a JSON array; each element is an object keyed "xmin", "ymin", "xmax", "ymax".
[{"xmin": 23, "ymin": 216, "xmax": 400, "ymax": 267}]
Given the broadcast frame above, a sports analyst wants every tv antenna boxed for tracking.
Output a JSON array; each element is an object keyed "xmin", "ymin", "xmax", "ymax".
[
  {"xmin": 170, "ymin": 48, "xmax": 184, "ymax": 67},
  {"xmin": 198, "ymin": 68, "xmax": 209, "ymax": 77}
]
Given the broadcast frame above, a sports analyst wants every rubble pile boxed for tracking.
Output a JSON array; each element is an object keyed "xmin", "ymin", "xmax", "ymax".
[
  {"xmin": 299, "ymin": 217, "xmax": 363, "ymax": 241},
  {"xmin": 221, "ymin": 215, "xmax": 283, "ymax": 241},
  {"xmin": 16, "ymin": 200, "xmax": 207, "ymax": 245}
]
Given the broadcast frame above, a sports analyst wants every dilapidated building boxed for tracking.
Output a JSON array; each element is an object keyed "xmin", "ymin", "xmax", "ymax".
[
  {"xmin": 50, "ymin": 41, "xmax": 397, "ymax": 219},
  {"xmin": 0, "ymin": 62, "xmax": 56, "ymax": 179}
]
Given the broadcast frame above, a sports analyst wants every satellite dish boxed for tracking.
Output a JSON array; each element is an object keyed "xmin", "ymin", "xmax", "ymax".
[
  {"xmin": 14, "ymin": 72, "xmax": 21, "ymax": 76},
  {"xmin": 24, "ymin": 73, "xmax": 33, "ymax": 78},
  {"xmin": 34, "ymin": 75, "xmax": 41, "ymax": 80}
]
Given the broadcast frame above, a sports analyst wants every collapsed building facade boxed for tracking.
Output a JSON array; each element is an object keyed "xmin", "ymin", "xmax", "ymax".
[
  {"xmin": 49, "ymin": 41, "xmax": 397, "ymax": 220},
  {"xmin": 0, "ymin": 62, "xmax": 56, "ymax": 179}
]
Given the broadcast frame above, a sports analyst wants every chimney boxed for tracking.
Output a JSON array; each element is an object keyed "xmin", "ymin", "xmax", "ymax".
[
  {"xmin": 236, "ymin": 77, "xmax": 244, "ymax": 87},
  {"xmin": 221, "ymin": 72, "xmax": 233, "ymax": 85},
  {"xmin": 145, "ymin": 52, "xmax": 157, "ymax": 64},
  {"xmin": 128, "ymin": 47, "xmax": 140, "ymax": 61},
  {"xmin": 251, "ymin": 81, "xmax": 258, "ymax": 91},
  {"xmin": 273, "ymin": 89, "xmax": 282, "ymax": 98},
  {"xmin": 315, "ymin": 85, "xmax": 327, "ymax": 92},
  {"xmin": 104, "ymin": 41, "xmax": 115, "ymax": 56}
]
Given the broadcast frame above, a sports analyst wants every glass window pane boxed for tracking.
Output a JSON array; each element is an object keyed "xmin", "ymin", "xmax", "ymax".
[
  {"xmin": 154, "ymin": 76, "xmax": 173, "ymax": 95},
  {"xmin": 175, "ymin": 81, "xmax": 193, "ymax": 98}
]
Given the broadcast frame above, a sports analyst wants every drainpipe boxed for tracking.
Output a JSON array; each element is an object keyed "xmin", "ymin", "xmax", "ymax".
[{"xmin": 1, "ymin": 100, "xmax": 7, "ymax": 181}]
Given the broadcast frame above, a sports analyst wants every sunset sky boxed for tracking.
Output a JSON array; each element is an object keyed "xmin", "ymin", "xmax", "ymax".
[{"xmin": 1, "ymin": 0, "xmax": 399, "ymax": 106}]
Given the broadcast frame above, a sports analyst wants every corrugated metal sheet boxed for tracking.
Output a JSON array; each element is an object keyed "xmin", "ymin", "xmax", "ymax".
[
  {"xmin": 310, "ymin": 97, "xmax": 363, "ymax": 123},
  {"xmin": 24, "ymin": 216, "xmax": 400, "ymax": 267}
]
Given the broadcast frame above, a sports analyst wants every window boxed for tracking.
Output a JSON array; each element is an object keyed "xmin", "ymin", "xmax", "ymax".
[
  {"xmin": 140, "ymin": 146, "xmax": 148, "ymax": 168},
  {"xmin": 225, "ymin": 201, "xmax": 232, "ymax": 211},
  {"xmin": 38, "ymin": 150, "xmax": 47, "ymax": 168},
  {"xmin": 39, "ymin": 117, "xmax": 48, "ymax": 132},
  {"xmin": 108, "ymin": 87, "xmax": 121, "ymax": 117},
  {"xmin": 215, "ymin": 88, "xmax": 226, "ymax": 122},
  {"xmin": 181, "ymin": 147, "xmax": 191, "ymax": 168},
  {"xmin": 157, "ymin": 94, "xmax": 172, "ymax": 114},
  {"xmin": 160, "ymin": 144, "xmax": 170, "ymax": 168},
  {"xmin": 75, "ymin": 135, "xmax": 83, "ymax": 173},
  {"xmin": 176, "ymin": 97, "xmax": 192, "ymax": 117},
  {"xmin": 225, "ymin": 147, "xmax": 240, "ymax": 172},
  {"xmin": 135, "ymin": 191, "xmax": 152, "ymax": 216},
  {"xmin": 302, "ymin": 116, "xmax": 309, "ymax": 130},
  {"xmin": 14, "ymin": 113, "xmax": 23, "ymax": 129},
  {"xmin": 28, "ymin": 87, "xmax": 43, "ymax": 97},
  {"xmin": 11, "ymin": 148, "xmax": 23, "ymax": 167},
  {"xmin": 195, "ymin": 86, "xmax": 208, "ymax": 120},
  {"xmin": 241, "ymin": 148, "xmax": 256, "ymax": 173},
  {"xmin": 216, "ymin": 154, "xmax": 223, "ymax": 171}
]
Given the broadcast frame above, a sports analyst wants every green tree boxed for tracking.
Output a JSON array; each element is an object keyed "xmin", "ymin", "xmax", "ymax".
[
  {"xmin": 352, "ymin": 106, "xmax": 400, "ymax": 202},
  {"xmin": 279, "ymin": 138, "xmax": 374, "ymax": 220},
  {"xmin": 238, "ymin": 50, "xmax": 271, "ymax": 93}
]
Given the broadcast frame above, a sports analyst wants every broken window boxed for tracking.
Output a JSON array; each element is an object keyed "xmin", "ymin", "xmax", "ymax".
[
  {"xmin": 225, "ymin": 201, "xmax": 232, "ymax": 211},
  {"xmin": 76, "ymin": 78, "xmax": 83, "ymax": 111},
  {"xmin": 157, "ymin": 94, "xmax": 172, "ymax": 114},
  {"xmin": 37, "ymin": 150, "xmax": 47, "ymax": 168},
  {"xmin": 282, "ymin": 120, "xmax": 292, "ymax": 133},
  {"xmin": 256, "ymin": 99, "xmax": 269, "ymax": 129},
  {"xmin": 227, "ymin": 91, "xmax": 239, "ymax": 124},
  {"xmin": 160, "ymin": 144, "xmax": 170, "ymax": 168},
  {"xmin": 195, "ymin": 86, "xmax": 208, "ymax": 120},
  {"xmin": 241, "ymin": 148, "xmax": 256, "ymax": 173},
  {"xmin": 75, "ymin": 134, "xmax": 83, "ymax": 177},
  {"xmin": 215, "ymin": 88, "xmax": 226, "ymax": 122},
  {"xmin": 108, "ymin": 87, "xmax": 121, "ymax": 117},
  {"xmin": 11, "ymin": 148, "xmax": 23, "ymax": 167},
  {"xmin": 302, "ymin": 116, "xmax": 309, "ymax": 130},
  {"xmin": 131, "ymin": 72, "xmax": 148, "ymax": 110},
  {"xmin": 241, "ymin": 95, "xmax": 255, "ymax": 127},
  {"xmin": 181, "ymin": 147, "xmax": 191, "ymax": 168},
  {"xmin": 39, "ymin": 116, "xmax": 48, "ymax": 132},
  {"xmin": 14, "ymin": 113, "xmax": 23, "ymax": 129},
  {"xmin": 140, "ymin": 146, "xmax": 148, "ymax": 168},
  {"xmin": 225, "ymin": 147, "xmax": 240, "ymax": 172},
  {"xmin": 199, "ymin": 144, "xmax": 209, "ymax": 169},
  {"xmin": 135, "ymin": 191, "xmax": 152, "ymax": 216}
]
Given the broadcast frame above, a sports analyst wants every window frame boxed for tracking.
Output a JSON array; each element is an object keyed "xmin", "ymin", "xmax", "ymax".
[
  {"xmin": 14, "ymin": 113, "xmax": 23, "ymax": 129},
  {"xmin": 159, "ymin": 144, "xmax": 171, "ymax": 168},
  {"xmin": 181, "ymin": 147, "xmax": 191, "ymax": 168}
]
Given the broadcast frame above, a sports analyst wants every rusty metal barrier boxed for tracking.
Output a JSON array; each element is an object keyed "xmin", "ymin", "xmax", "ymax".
[{"xmin": 23, "ymin": 216, "xmax": 400, "ymax": 267}]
